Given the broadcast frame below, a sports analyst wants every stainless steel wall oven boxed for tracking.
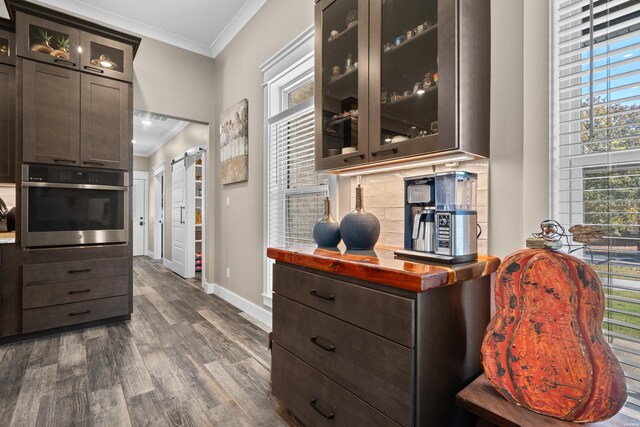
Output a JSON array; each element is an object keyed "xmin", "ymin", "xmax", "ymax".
[{"xmin": 21, "ymin": 164, "xmax": 129, "ymax": 248}]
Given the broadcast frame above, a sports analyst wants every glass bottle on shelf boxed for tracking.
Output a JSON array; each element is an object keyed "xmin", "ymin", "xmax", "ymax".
[{"xmin": 374, "ymin": 0, "xmax": 438, "ymax": 151}]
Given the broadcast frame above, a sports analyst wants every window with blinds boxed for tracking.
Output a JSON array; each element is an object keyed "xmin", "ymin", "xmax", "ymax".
[
  {"xmin": 553, "ymin": 0, "xmax": 640, "ymax": 417},
  {"xmin": 267, "ymin": 98, "xmax": 328, "ymax": 249}
]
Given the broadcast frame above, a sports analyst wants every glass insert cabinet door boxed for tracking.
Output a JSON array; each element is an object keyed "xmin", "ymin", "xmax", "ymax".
[
  {"xmin": 316, "ymin": 0, "xmax": 369, "ymax": 169},
  {"xmin": 17, "ymin": 12, "xmax": 80, "ymax": 68},
  {"xmin": 0, "ymin": 27, "xmax": 15, "ymax": 66},
  {"xmin": 369, "ymin": 0, "xmax": 455, "ymax": 160},
  {"xmin": 80, "ymin": 32, "xmax": 133, "ymax": 82}
]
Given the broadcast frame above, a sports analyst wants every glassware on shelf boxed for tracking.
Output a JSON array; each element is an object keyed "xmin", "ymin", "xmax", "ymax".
[
  {"xmin": 346, "ymin": 10, "xmax": 358, "ymax": 28},
  {"xmin": 345, "ymin": 54, "xmax": 355, "ymax": 72}
]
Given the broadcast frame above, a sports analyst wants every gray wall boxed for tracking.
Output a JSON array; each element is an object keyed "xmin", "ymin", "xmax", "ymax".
[
  {"xmin": 133, "ymin": 156, "xmax": 149, "ymax": 172},
  {"xmin": 210, "ymin": 0, "xmax": 314, "ymax": 306},
  {"xmin": 130, "ymin": 0, "xmax": 550, "ymax": 309},
  {"xmin": 133, "ymin": 37, "xmax": 217, "ymax": 283}
]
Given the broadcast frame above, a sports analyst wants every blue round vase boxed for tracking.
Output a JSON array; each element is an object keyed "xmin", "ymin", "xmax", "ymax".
[
  {"xmin": 313, "ymin": 197, "xmax": 342, "ymax": 247},
  {"xmin": 340, "ymin": 185, "xmax": 380, "ymax": 250}
]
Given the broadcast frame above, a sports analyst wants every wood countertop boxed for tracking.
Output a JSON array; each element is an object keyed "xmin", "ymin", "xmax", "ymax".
[
  {"xmin": 267, "ymin": 245, "xmax": 500, "ymax": 293},
  {"xmin": 0, "ymin": 232, "xmax": 15, "ymax": 245},
  {"xmin": 457, "ymin": 375, "xmax": 635, "ymax": 427}
]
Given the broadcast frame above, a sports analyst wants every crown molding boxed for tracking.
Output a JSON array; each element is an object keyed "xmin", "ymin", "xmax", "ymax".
[{"xmin": 208, "ymin": 0, "xmax": 268, "ymax": 58}]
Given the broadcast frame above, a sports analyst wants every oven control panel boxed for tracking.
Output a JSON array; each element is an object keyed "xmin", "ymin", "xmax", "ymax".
[{"xmin": 24, "ymin": 165, "xmax": 126, "ymax": 186}]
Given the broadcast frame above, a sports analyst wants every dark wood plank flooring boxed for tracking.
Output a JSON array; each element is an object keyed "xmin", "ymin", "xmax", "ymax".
[{"xmin": 0, "ymin": 257, "xmax": 299, "ymax": 426}]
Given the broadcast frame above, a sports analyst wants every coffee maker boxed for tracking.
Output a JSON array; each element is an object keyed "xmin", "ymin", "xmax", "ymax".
[{"xmin": 396, "ymin": 171, "xmax": 478, "ymax": 264}]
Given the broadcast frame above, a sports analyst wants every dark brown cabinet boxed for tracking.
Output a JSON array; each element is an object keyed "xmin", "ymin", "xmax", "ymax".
[
  {"xmin": 0, "ymin": 22, "xmax": 16, "ymax": 66},
  {"xmin": 80, "ymin": 32, "xmax": 133, "ymax": 83},
  {"xmin": 315, "ymin": 0, "xmax": 490, "ymax": 171},
  {"xmin": 81, "ymin": 74, "xmax": 131, "ymax": 169},
  {"xmin": 0, "ymin": 64, "xmax": 15, "ymax": 183},
  {"xmin": 16, "ymin": 12, "xmax": 80, "ymax": 69},
  {"xmin": 20, "ymin": 60, "xmax": 131, "ymax": 170},
  {"xmin": 271, "ymin": 262, "xmax": 491, "ymax": 426},
  {"xmin": 16, "ymin": 11, "xmax": 133, "ymax": 83},
  {"xmin": 21, "ymin": 60, "xmax": 81, "ymax": 165}
]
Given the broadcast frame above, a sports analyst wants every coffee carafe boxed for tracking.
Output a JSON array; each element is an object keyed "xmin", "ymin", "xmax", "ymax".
[{"xmin": 411, "ymin": 207, "xmax": 435, "ymax": 252}]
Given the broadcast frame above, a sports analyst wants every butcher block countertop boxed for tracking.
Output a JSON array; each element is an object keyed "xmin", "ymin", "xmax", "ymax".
[
  {"xmin": 267, "ymin": 245, "xmax": 500, "ymax": 293},
  {"xmin": 0, "ymin": 232, "xmax": 15, "ymax": 245}
]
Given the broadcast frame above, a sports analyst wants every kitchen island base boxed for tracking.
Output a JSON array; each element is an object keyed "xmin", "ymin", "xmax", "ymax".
[{"xmin": 270, "ymin": 258, "xmax": 493, "ymax": 427}]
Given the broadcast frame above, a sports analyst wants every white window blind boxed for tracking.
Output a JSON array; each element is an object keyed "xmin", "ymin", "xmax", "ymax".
[
  {"xmin": 267, "ymin": 98, "xmax": 328, "ymax": 250},
  {"xmin": 553, "ymin": 0, "xmax": 640, "ymax": 417}
]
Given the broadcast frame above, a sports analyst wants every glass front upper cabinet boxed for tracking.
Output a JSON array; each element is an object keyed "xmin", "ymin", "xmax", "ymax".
[
  {"xmin": 0, "ymin": 26, "xmax": 15, "ymax": 66},
  {"xmin": 80, "ymin": 32, "xmax": 133, "ymax": 82},
  {"xmin": 369, "ymin": 0, "xmax": 444, "ymax": 161},
  {"xmin": 16, "ymin": 12, "xmax": 80, "ymax": 69},
  {"xmin": 315, "ymin": 0, "xmax": 368, "ymax": 170}
]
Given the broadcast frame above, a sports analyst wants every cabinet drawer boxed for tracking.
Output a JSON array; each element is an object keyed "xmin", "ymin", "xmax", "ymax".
[
  {"xmin": 272, "ymin": 344, "xmax": 399, "ymax": 427},
  {"xmin": 23, "ymin": 275, "xmax": 129, "ymax": 309},
  {"xmin": 23, "ymin": 294, "xmax": 129, "ymax": 333},
  {"xmin": 274, "ymin": 295, "xmax": 412, "ymax": 426},
  {"xmin": 273, "ymin": 263, "xmax": 414, "ymax": 346},
  {"xmin": 23, "ymin": 257, "xmax": 128, "ymax": 286}
]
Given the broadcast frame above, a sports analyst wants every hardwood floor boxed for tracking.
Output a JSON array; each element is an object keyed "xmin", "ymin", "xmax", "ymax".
[{"xmin": 0, "ymin": 257, "xmax": 299, "ymax": 426}]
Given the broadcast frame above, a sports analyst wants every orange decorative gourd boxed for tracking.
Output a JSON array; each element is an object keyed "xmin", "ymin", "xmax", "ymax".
[{"xmin": 482, "ymin": 248, "xmax": 627, "ymax": 422}]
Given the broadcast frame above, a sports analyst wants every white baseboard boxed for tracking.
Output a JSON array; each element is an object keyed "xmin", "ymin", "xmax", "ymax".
[
  {"xmin": 145, "ymin": 250, "xmax": 155, "ymax": 259},
  {"xmin": 204, "ymin": 281, "xmax": 272, "ymax": 328},
  {"xmin": 162, "ymin": 258, "xmax": 173, "ymax": 269}
]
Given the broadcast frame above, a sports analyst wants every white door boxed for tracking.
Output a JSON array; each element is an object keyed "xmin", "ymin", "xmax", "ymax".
[
  {"xmin": 132, "ymin": 178, "xmax": 146, "ymax": 256},
  {"xmin": 171, "ymin": 159, "xmax": 187, "ymax": 277}
]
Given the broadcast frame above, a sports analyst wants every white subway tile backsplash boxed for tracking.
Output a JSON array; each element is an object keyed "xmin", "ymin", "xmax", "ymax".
[
  {"xmin": 0, "ymin": 185, "xmax": 16, "ymax": 208},
  {"xmin": 346, "ymin": 159, "xmax": 490, "ymax": 252}
]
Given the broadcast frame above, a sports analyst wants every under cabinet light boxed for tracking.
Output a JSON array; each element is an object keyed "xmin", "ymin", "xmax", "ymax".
[{"xmin": 338, "ymin": 153, "xmax": 476, "ymax": 177}]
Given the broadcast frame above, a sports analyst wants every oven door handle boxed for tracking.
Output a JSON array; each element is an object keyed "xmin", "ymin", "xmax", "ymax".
[{"xmin": 22, "ymin": 182, "xmax": 128, "ymax": 191}]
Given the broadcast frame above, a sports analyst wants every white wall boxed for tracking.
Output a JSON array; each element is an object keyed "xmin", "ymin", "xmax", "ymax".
[{"xmin": 488, "ymin": 0, "xmax": 550, "ymax": 259}]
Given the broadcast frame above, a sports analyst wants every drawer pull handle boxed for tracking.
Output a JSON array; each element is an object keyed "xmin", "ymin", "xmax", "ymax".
[
  {"xmin": 83, "ymin": 161, "xmax": 105, "ymax": 167},
  {"xmin": 54, "ymin": 58, "xmax": 77, "ymax": 67},
  {"xmin": 68, "ymin": 268, "xmax": 91, "ymax": 274},
  {"xmin": 371, "ymin": 147, "xmax": 399, "ymax": 157},
  {"xmin": 84, "ymin": 65, "xmax": 105, "ymax": 74},
  {"xmin": 69, "ymin": 310, "xmax": 91, "ymax": 317},
  {"xmin": 310, "ymin": 399, "xmax": 335, "ymax": 419},
  {"xmin": 69, "ymin": 289, "xmax": 91, "ymax": 295},
  {"xmin": 342, "ymin": 153, "xmax": 365, "ymax": 162},
  {"xmin": 310, "ymin": 290, "xmax": 335, "ymax": 301},
  {"xmin": 310, "ymin": 336, "xmax": 335, "ymax": 352},
  {"xmin": 53, "ymin": 158, "xmax": 77, "ymax": 164}
]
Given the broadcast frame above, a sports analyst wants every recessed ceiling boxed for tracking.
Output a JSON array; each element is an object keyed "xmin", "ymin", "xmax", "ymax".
[
  {"xmin": 0, "ymin": 0, "xmax": 268, "ymax": 57},
  {"xmin": 133, "ymin": 110, "xmax": 190, "ymax": 157}
]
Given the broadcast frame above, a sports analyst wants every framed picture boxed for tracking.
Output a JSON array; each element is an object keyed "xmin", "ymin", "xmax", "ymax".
[{"xmin": 220, "ymin": 99, "xmax": 248, "ymax": 184}]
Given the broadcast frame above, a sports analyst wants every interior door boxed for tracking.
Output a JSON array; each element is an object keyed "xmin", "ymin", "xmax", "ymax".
[
  {"xmin": 171, "ymin": 159, "xmax": 187, "ymax": 277},
  {"xmin": 132, "ymin": 178, "xmax": 145, "ymax": 256}
]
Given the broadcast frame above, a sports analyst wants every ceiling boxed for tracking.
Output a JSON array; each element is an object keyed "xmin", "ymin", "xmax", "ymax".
[
  {"xmin": 0, "ymin": 0, "xmax": 268, "ymax": 57},
  {"xmin": 132, "ymin": 110, "xmax": 190, "ymax": 157}
]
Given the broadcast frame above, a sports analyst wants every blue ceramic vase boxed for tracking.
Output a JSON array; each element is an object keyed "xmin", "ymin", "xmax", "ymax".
[
  {"xmin": 313, "ymin": 197, "xmax": 341, "ymax": 247},
  {"xmin": 340, "ymin": 184, "xmax": 380, "ymax": 250}
]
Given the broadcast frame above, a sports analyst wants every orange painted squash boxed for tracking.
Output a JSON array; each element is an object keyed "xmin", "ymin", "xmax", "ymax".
[{"xmin": 481, "ymin": 248, "xmax": 627, "ymax": 422}]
